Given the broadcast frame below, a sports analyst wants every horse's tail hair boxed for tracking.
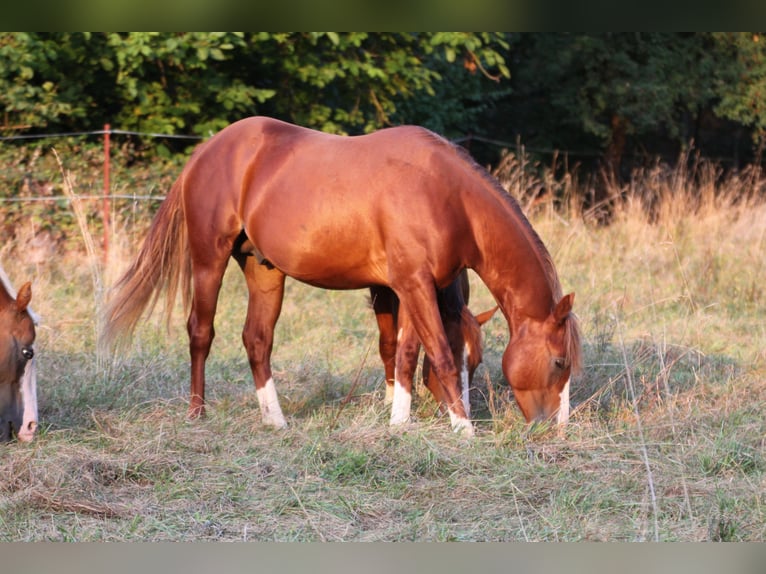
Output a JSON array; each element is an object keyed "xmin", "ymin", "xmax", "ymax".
[{"xmin": 100, "ymin": 177, "xmax": 190, "ymax": 352}]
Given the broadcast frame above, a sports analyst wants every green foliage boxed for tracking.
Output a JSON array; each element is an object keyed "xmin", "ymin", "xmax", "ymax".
[
  {"xmin": 5, "ymin": 32, "xmax": 766, "ymax": 179},
  {"xmin": 507, "ymin": 34, "xmax": 719, "ymax": 150},
  {"xmin": 0, "ymin": 32, "xmax": 510, "ymax": 141},
  {"xmin": 712, "ymin": 32, "xmax": 766, "ymax": 144},
  {"xmin": 0, "ymin": 33, "xmax": 109, "ymax": 130}
]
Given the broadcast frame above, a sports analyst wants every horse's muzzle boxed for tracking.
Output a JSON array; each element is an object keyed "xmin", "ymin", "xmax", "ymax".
[{"xmin": 16, "ymin": 419, "xmax": 37, "ymax": 442}]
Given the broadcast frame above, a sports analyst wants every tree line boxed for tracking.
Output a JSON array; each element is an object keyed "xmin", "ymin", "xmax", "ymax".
[{"xmin": 2, "ymin": 32, "xmax": 766, "ymax": 176}]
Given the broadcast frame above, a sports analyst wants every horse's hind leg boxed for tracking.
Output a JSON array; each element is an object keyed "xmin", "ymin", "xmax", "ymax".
[
  {"xmin": 187, "ymin": 255, "xmax": 229, "ymax": 418},
  {"xmin": 370, "ymin": 286, "xmax": 398, "ymax": 403},
  {"xmin": 236, "ymin": 254, "xmax": 287, "ymax": 428},
  {"xmin": 387, "ymin": 303, "xmax": 422, "ymax": 425}
]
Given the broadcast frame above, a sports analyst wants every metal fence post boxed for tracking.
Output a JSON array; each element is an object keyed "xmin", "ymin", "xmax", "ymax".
[{"xmin": 103, "ymin": 123, "xmax": 111, "ymax": 264}]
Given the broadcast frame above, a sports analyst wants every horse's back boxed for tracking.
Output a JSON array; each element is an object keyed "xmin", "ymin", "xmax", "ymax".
[
  {"xmin": 184, "ymin": 118, "xmax": 475, "ymax": 288},
  {"xmin": 195, "ymin": 116, "xmax": 458, "ymax": 194},
  {"xmin": 177, "ymin": 117, "xmax": 484, "ymax": 290}
]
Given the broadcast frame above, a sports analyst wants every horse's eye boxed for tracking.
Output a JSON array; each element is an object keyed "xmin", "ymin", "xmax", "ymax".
[
  {"xmin": 552, "ymin": 357, "xmax": 566, "ymax": 371},
  {"xmin": 21, "ymin": 347, "xmax": 34, "ymax": 361}
]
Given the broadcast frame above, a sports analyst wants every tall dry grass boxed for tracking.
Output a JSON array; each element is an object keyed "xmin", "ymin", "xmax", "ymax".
[{"xmin": 0, "ymin": 146, "xmax": 764, "ymax": 541}]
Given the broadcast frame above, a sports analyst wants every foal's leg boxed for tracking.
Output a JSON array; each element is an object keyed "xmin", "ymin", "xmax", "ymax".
[
  {"xmin": 388, "ymin": 304, "xmax": 421, "ymax": 425},
  {"xmin": 394, "ymin": 277, "xmax": 473, "ymax": 435},
  {"xmin": 236, "ymin": 255, "xmax": 287, "ymax": 428},
  {"xmin": 370, "ymin": 286, "xmax": 398, "ymax": 403},
  {"xmin": 422, "ymin": 312, "xmax": 470, "ymax": 418}
]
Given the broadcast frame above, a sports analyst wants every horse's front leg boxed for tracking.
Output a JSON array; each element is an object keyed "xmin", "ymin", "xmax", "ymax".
[
  {"xmin": 237, "ymin": 255, "xmax": 287, "ymax": 428},
  {"xmin": 394, "ymin": 276, "xmax": 473, "ymax": 436}
]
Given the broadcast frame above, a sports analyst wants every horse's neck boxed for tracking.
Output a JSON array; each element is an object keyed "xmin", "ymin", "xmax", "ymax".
[{"xmin": 470, "ymin": 193, "xmax": 555, "ymax": 324}]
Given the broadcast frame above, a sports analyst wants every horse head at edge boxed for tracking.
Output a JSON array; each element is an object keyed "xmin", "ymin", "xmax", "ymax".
[{"xmin": 0, "ymin": 278, "xmax": 38, "ymax": 443}]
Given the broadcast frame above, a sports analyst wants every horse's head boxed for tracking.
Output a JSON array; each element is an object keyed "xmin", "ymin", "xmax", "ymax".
[
  {"xmin": 0, "ymin": 281, "xmax": 37, "ymax": 442},
  {"xmin": 503, "ymin": 293, "xmax": 580, "ymax": 426}
]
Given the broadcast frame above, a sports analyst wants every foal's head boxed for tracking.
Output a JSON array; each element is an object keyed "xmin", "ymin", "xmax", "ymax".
[
  {"xmin": 502, "ymin": 293, "xmax": 581, "ymax": 426},
  {"xmin": 0, "ymin": 281, "xmax": 36, "ymax": 441}
]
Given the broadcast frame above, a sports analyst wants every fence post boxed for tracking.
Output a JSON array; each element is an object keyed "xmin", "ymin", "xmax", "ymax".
[{"xmin": 103, "ymin": 123, "xmax": 111, "ymax": 265}]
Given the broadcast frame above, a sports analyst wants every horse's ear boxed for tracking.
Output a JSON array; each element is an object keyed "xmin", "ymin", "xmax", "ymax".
[
  {"xmin": 15, "ymin": 281, "xmax": 32, "ymax": 313},
  {"xmin": 474, "ymin": 305, "xmax": 499, "ymax": 326},
  {"xmin": 553, "ymin": 292, "xmax": 574, "ymax": 324}
]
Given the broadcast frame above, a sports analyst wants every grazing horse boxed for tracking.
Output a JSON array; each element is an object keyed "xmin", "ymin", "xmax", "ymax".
[
  {"xmin": 0, "ymin": 266, "xmax": 38, "ymax": 442},
  {"xmin": 370, "ymin": 270, "xmax": 497, "ymax": 419},
  {"xmin": 102, "ymin": 117, "xmax": 581, "ymax": 436}
]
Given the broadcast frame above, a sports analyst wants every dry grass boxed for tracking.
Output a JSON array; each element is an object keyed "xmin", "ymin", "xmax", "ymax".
[{"xmin": 1, "ymin": 150, "xmax": 764, "ymax": 541}]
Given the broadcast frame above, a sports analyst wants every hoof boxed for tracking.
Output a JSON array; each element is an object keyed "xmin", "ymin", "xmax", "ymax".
[
  {"xmin": 262, "ymin": 411, "xmax": 288, "ymax": 429},
  {"xmin": 449, "ymin": 414, "xmax": 475, "ymax": 437},
  {"xmin": 187, "ymin": 405, "xmax": 206, "ymax": 419},
  {"xmin": 388, "ymin": 415, "xmax": 412, "ymax": 427}
]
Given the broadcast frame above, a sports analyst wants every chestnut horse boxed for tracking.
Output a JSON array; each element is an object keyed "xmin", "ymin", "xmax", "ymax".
[
  {"xmin": 102, "ymin": 117, "xmax": 581, "ymax": 436},
  {"xmin": 0, "ymin": 265, "xmax": 38, "ymax": 442},
  {"xmin": 371, "ymin": 270, "xmax": 497, "ymax": 420}
]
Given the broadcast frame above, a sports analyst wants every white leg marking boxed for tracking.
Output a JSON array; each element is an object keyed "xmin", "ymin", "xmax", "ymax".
[
  {"xmin": 389, "ymin": 375, "xmax": 411, "ymax": 425},
  {"xmin": 556, "ymin": 378, "xmax": 571, "ymax": 425},
  {"xmin": 18, "ymin": 355, "xmax": 38, "ymax": 442},
  {"xmin": 461, "ymin": 345, "xmax": 471, "ymax": 419},
  {"xmin": 384, "ymin": 380, "xmax": 395, "ymax": 404},
  {"xmin": 257, "ymin": 377, "xmax": 287, "ymax": 428},
  {"xmin": 448, "ymin": 409, "xmax": 474, "ymax": 437}
]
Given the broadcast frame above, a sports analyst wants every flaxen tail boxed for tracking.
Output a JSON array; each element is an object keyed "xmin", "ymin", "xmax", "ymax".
[{"xmin": 100, "ymin": 178, "xmax": 190, "ymax": 352}]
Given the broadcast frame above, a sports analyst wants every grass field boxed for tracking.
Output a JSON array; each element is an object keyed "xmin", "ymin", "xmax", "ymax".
[{"xmin": 1, "ymin": 154, "xmax": 764, "ymax": 541}]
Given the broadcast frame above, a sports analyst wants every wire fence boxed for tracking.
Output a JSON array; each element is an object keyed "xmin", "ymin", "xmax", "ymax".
[
  {"xmin": 0, "ymin": 125, "xmax": 540, "ymax": 261},
  {"xmin": 0, "ymin": 126, "xmax": 523, "ymax": 208},
  {"xmin": 1, "ymin": 123, "xmax": 760, "ymax": 262},
  {"xmin": 0, "ymin": 128, "xmax": 204, "ymax": 143},
  {"xmin": 0, "ymin": 126, "xmax": 201, "ymax": 205},
  {"xmin": 0, "ymin": 125, "xmax": 196, "ymax": 261}
]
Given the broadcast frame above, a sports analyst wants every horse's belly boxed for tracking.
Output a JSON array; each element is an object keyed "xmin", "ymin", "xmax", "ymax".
[
  {"xmin": 254, "ymin": 226, "xmax": 388, "ymax": 289},
  {"xmin": 243, "ymin": 181, "xmax": 392, "ymax": 288},
  {"xmin": 270, "ymin": 251, "xmax": 387, "ymax": 289}
]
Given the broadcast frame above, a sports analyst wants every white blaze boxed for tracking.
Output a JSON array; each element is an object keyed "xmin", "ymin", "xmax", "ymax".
[
  {"xmin": 556, "ymin": 378, "xmax": 571, "ymax": 425},
  {"xmin": 17, "ymin": 355, "xmax": 38, "ymax": 442}
]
